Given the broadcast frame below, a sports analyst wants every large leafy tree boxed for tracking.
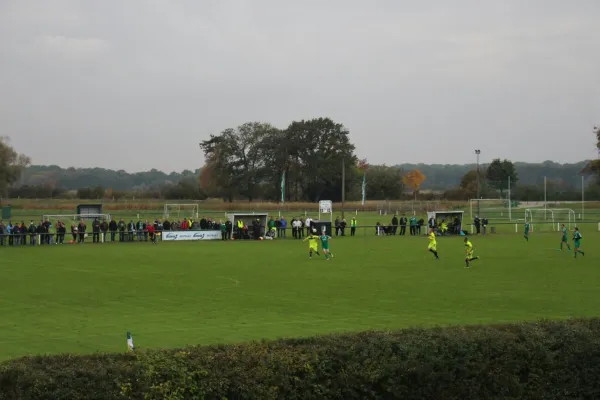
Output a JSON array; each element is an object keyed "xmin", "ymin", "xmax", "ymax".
[
  {"xmin": 284, "ymin": 118, "xmax": 357, "ymax": 202},
  {"xmin": 256, "ymin": 128, "xmax": 296, "ymax": 201},
  {"xmin": 363, "ymin": 165, "xmax": 405, "ymax": 200},
  {"xmin": 459, "ymin": 169, "xmax": 485, "ymax": 198},
  {"xmin": 252, "ymin": 118, "xmax": 358, "ymax": 202},
  {"xmin": 0, "ymin": 137, "xmax": 30, "ymax": 197},
  {"xmin": 199, "ymin": 122, "xmax": 277, "ymax": 201},
  {"xmin": 486, "ymin": 159, "xmax": 518, "ymax": 194},
  {"xmin": 198, "ymin": 136, "xmax": 237, "ymax": 201}
]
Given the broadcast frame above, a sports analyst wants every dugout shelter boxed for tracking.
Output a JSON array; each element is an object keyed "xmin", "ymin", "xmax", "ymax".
[
  {"xmin": 76, "ymin": 204, "xmax": 103, "ymax": 217},
  {"xmin": 426, "ymin": 210, "xmax": 464, "ymax": 235},
  {"xmin": 227, "ymin": 212, "xmax": 268, "ymax": 238}
]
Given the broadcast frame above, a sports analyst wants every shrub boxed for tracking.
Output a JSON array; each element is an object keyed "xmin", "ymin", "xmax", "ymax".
[
  {"xmin": 2, "ymin": 319, "xmax": 600, "ymax": 399},
  {"xmin": 0, "ymin": 354, "xmax": 138, "ymax": 400}
]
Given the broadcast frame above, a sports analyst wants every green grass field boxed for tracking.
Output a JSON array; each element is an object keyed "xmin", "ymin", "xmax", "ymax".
[{"xmin": 1, "ymin": 229, "xmax": 598, "ymax": 361}]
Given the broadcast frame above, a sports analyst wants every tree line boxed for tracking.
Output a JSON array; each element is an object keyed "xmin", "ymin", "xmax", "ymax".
[
  {"xmin": 2, "ymin": 123, "xmax": 599, "ymax": 202},
  {"xmin": 15, "ymin": 160, "xmax": 592, "ymax": 192},
  {"xmin": 396, "ymin": 160, "xmax": 591, "ymax": 190},
  {"xmin": 20, "ymin": 164, "xmax": 201, "ymax": 191},
  {"xmin": 5, "ymin": 179, "xmax": 206, "ymax": 201}
]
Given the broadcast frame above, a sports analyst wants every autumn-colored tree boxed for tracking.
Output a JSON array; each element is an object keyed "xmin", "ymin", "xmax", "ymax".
[
  {"xmin": 198, "ymin": 166, "xmax": 212, "ymax": 191},
  {"xmin": 402, "ymin": 169, "xmax": 426, "ymax": 199},
  {"xmin": 357, "ymin": 158, "xmax": 369, "ymax": 172}
]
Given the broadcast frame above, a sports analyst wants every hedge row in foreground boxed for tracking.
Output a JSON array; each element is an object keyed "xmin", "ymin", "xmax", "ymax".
[{"xmin": 2, "ymin": 318, "xmax": 600, "ymax": 400}]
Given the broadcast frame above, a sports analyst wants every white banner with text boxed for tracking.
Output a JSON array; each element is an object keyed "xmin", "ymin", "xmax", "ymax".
[{"xmin": 161, "ymin": 230, "xmax": 221, "ymax": 241}]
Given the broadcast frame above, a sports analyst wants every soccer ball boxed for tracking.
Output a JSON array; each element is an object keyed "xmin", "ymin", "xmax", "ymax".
[{"xmin": 312, "ymin": 228, "xmax": 317, "ymax": 233}]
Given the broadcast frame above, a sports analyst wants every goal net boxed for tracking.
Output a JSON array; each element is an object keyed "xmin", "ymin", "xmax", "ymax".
[
  {"xmin": 469, "ymin": 198, "xmax": 513, "ymax": 221},
  {"xmin": 163, "ymin": 204, "xmax": 199, "ymax": 220},
  {"xmin": 524, "ymin": 208, "xmax": 576, "ymax": 232}
]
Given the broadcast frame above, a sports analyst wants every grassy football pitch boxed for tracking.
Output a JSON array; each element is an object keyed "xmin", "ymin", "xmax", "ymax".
[{"xmin": 0, "ymin": 231, "xmax": 598, "ymax": 361}]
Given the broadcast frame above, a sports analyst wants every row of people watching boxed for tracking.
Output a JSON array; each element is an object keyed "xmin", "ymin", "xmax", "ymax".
[
  {"xmin": 373, "ymin": 215, "xmax": 464, "ymax": 236},
  {"xmin": 2, "ymin": 215, "xmax": 463, "ymax": 246},
  {"xmin": 374, "ymin": 215, "xmax": 424, "ymax": 236},
  {"xmin": 0, "ymin": 219, "xmax": 62, "ymax": 245}
]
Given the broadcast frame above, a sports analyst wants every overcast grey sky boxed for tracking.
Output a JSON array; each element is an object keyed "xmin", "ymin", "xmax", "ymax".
[{"xmin": 1, "ymin": 0, "xmax": 599, "ymax": 172}]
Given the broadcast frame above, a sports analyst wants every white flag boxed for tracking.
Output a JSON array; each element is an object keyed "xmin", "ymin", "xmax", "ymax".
[
  {"xmin": 361, "ymin": 174, "xmax": 366, "ymax": 205},
  {"xmin": 281, "ymin": 171, "xmax": 285, "ymax": 203},
  {"xmin": 127, "ymin": 331, "xmax": 134, "ymax": 352}
]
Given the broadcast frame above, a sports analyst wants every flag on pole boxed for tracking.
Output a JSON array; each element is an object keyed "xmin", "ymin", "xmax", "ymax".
[
  {"xmin": 361, "ymin": 173, "xmax": 366, "ymax": 205},
  {"xmin": 281, "ymin": 171, "xmax": 285, "ymax": 203},
  {"xmin": 127, "ymin": 331, "xmax": 134, "ymax": 352}
]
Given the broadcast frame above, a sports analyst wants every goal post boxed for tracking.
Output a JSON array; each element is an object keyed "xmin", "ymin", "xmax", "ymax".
[
  {"xmin": 163, "ymin": 204, "xmax": 199, "ymax": 220},
  {"xmin": 524, "ymin": 208, "xmax": 576, "ymax": 232},
  {"xmin": 469, "ymin": 198, "xmax": 513, "ymax": 221}
]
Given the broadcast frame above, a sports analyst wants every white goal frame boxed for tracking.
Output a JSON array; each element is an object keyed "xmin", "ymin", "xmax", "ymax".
[
  {"xmin": 163, "ymin": 204, "xmax": 199, "ymax": 220},
  {"xmin": 469, "ymin": 198, "xmax": 512, "ymax": 220},
  {"xmin": 524, "ymin": 208, "xmax": 576, "ymax": 232}
]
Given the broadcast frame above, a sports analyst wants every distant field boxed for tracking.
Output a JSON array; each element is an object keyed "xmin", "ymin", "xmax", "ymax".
[{"xmin": 0, "ymin": 231, "xmax": 598, "ymax": 361}]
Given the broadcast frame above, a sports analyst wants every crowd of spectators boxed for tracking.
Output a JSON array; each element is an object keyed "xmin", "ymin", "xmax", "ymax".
[
  {"xmin": 0, "ymin": 216, "xmax": 232, "ymax": 246},
  {"xmin": 1, "ymin": 213, "xmax": 467, "ymax": 246},
  {"xmin": 0, "ymin": 219, "xmax": 68, "ymax": 246},
  {"xmin": 372, "ymin": 214, "xmax": 466, "ymax": 236},
  {"xmin": 374, "ymin": 214, "xmax": 425, "ymax": 236}
]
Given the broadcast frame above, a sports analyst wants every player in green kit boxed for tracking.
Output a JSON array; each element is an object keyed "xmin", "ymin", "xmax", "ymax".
[
  {"xmin": 558, "ymin": 224, "xmax": 571, "ymax": 251},
  {"xmin": 464, "ymin": 237, "xmax": 479, "ymax": 268},
  {"xmin": 523, "ymin": 222, "xmax": 530, "ymax": 241},
  {"xmin": 572, "ymin": 227, "xmax": 584, "ymax": 258},
  {"xmin": 319, "ymin": 233, "xmax": 334, "ymax": 260}
]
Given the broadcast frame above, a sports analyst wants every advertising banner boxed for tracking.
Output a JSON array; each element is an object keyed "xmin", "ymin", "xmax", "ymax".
[{"xmin": 161, "ymin": 230, "xmax": 221, "ymax": 241}]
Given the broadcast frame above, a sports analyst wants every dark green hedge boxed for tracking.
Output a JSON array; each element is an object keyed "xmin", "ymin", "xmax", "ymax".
[{"xmin": 2, "ymin": 318, "xmax": 600, "ymax": 399}]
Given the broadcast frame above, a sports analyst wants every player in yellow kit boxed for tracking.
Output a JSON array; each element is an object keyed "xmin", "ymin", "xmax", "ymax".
[
  {"xmin": 303, "ymin": 228, "xmax": 321, "ymax": 259},
  {"xmin": 464, "ymin": 237, "xmax": 479, "ymax": 268},
  {"xmin": 427, "ymin": 228, "xmax": 439, "ymax": 259}
]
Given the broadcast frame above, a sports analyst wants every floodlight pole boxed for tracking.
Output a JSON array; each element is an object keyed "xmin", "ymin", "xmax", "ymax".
[
  {"xmin": 341, "ymin": 158, "xmax": 346, "ymax": 219},
  {"xmin": 508, "ymin": 175, "xmax": 511, "ymax": 221},
  {"xmin": 475, "ymin": 150, "xmax": 481, "ymax": 217},
  {"xmin": 581, "ymin": 175, "xmax": 584, "ymax": 220},
  {"xmin": 544, "ymin": 176, "xmax": 547, "ymax": 219}
]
